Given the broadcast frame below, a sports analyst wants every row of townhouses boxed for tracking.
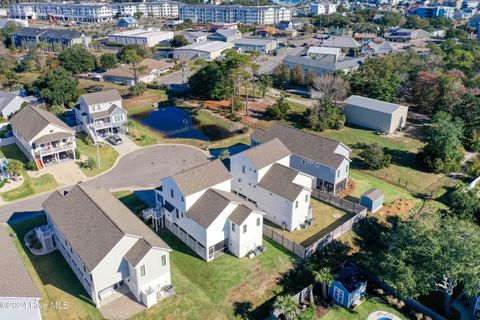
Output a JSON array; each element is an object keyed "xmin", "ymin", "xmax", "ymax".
[
  {"xmin": 10, "ymin": 27, "xmax": 91, "ymax": 50},
  {"xmin": 9, "ymin": 2, "xmax": 292, "ymax": 24},
  {"xmin": 9, "ymin": 1, "xmax": 181, "ymax": 22}
]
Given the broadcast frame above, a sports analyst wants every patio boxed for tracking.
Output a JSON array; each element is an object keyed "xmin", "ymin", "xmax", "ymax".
[{"xmin": 99, "ymin": 286, "xmax": 146, "ymax": 320}]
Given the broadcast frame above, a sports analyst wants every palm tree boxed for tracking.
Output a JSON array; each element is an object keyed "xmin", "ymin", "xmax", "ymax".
[
  {"xmin": 273, "ymin": 295, "xmax": 298, "ymax": 320},
  {"xmin": 315, "ymin": 267, "xmax": 333, "ymax": 301},
  {"xmin": 6, "ymin": 159, "xmax": 24, "ymax": 180}
]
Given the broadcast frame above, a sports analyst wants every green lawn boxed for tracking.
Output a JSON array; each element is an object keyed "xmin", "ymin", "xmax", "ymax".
[
  {"xmin": 321, "ymin": 297, "xmax": 408, "ymax": 320},
  {"xmin": 8, "ymin": 216, "xmax": 102, "ymax": 320},
  {"xmin": 76, "ymin": 134, "xmax": 119, "ymax": 177},
  {"xmin": 319, "ymin": 126, "xmax": 443, "ymax": 191},
  {"xmin": 114, "ymin": 191, "xmax": 149, "ymax": 215},
  {"xmin": 0, "ymin": 145, "xmax": 58, "ymax": 202},
  {"xmin": 131, "ymin": 230, "xmax": 298, "ymax": 320},
  {"xmin": 265, "ymin": 198, "xmax": 349, "ymax": 245}
]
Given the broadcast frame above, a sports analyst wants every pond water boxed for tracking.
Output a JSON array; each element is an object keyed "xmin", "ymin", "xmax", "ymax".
[
  {"xmin": 141, "ymin": 107, "xmax": 209, "ymax": 141},
  {"xmin": 209, "ymin": 143, "xmax": 250, "ymax": 159}
]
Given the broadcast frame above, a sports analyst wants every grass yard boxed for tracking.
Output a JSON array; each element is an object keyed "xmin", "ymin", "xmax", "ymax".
[
  {"xmin": 265, "ymin": 198, "xmax": 349, "ymax": 245},
  {"xmin": 0, "ymin": 145, "xmax": 58, "ymax": 202},
  {"xmin": 76, "ymin": 134, "xmax": 119, "ymax": 177},
  {"xmin": 319, "ymin": 126, "xmax": 443, "ymax": 191},
  {"xmin": 8, "ymin": 216, "xmax": 103, "ymax": 320},
  {"xmin": 320, "ymin": 297, "xmax": 408, "ymax": 320},
  {"xmin": 114, "ymin": 191, "xmax": 149, "ymax": 215},
  {"xmin": 348, "ymin": 170, "xmax": 418, "ymax": 204},
  {"xmin": 131, "ymin": 230, "xmax": 298, "ymax": 320}
]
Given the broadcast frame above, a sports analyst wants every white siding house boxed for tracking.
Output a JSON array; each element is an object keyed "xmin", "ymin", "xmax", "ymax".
[
  {"xmin": 230, "ymin": 138, "xmax": 314, "ymax": 231},
  {"xmin": 10, "ymin": 105, "xmax": 76, "ymax": 170},
  {"xmin": 76, "ymin": 89, "xmax": 127, "ymax": 141},
  {"xmin": 40, "ymin": 184, "xmax": 173, "ymax": 308},
  {"xmin": 153, "ymin": 160, "xmax": 264, "ymax": 261},
  {"xmin": 250, "ymin": 124, "xmax": 351, "ymax": 194}
]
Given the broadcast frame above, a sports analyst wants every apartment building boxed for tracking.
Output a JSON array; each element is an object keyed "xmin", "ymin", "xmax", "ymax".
[
  {"xmin": 179, "ymin": 5, "xmax": 292, "ymax": 25},
  {"xmin": 9, "ymin": 3, "xmax": 113, "ymax": 22},
  {"xmin": 9, "ymin": 1, "xmax": 181, "ymax": 22}
]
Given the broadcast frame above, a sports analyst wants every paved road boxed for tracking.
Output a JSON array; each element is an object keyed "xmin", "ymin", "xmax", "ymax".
[
  {"xmin": 0, "ymin": 144, "xmax": 209, "ymax": 223},
  {"xmin": 258, "ymin": 46, "xmax": 305, "ymax": 75}
]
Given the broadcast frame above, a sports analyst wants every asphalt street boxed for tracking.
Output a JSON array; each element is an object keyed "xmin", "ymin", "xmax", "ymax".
[{"xmin": 0, "ymin": 144, "xmax": 209, "ymax": 223}]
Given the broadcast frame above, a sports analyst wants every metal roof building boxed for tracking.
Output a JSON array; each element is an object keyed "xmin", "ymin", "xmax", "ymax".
[{"xmin": 343, "ymin": 95, "xmax": 409, "ymax": 134}]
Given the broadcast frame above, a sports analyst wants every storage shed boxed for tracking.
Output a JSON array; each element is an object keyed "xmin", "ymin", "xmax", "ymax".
[
  {"xmin": 343, "ymin": 95, "xmax": 408, "ymax": 134},
  {"xmin": 360, "ymin": 188, "xmax": 384, "ymax": 213}
]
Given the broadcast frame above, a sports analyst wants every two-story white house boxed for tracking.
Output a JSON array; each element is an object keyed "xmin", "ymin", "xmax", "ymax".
[
  {"xmin": 75, "ymin": 89, "xmax": 127, "ymax": 141},
  {"xmin": 10, "ymin": 105, "xmax": 76, "ymax": 170},
  {"xmin": 40, "ymin": 184, "xmax": 173, "ymax": 308},
  {"xmin": 153, "ymin": 160, "xmax": 264, "ymax": 261},
  {"xmin": 250, "ymin": 124, "xmax": 351, "ymax": 194},
  {"xmin": 230, "ymin": 138, "xmax": 314, "ymax": 232}
]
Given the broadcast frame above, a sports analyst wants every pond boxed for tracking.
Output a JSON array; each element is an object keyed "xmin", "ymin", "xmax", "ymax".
[
  {"xmin": 209, "ymin": 143, "xmax": 250, "ymax": 159},
  {"xmin": 141, "ymin": 107, "xmax": 209, "ymax": 141}
]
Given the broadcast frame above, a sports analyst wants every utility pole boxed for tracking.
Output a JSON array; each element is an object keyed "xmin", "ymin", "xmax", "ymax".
[{"xmin": 96, "ymin": 143, "xmax": 101, "ymax": 169}]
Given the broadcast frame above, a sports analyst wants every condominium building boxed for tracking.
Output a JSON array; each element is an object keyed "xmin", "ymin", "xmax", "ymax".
[
  {"xmin": 9, "ymin": 1, "xmax": 181, "ymax": 22},
  {"xmin": 179, "ymin": 5, "xmax": 292, "ymax": 25},
  {"xmin": 113, "ymin": 1, "xmax": 181, "ymax": 18},
  {"xmin": 9, "ymin": 3, "xmax": 113, "ymax": 22}
]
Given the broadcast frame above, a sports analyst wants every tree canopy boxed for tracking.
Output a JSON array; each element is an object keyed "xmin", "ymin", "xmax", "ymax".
[
  {"xmin": 377, "ymin": 213, "xmax": 480, "ymax": 314},
  {"xmin": 100, "ymin": 53, "xmax": 118, "ymax": 70},
  {"xmin": 419, "ymin": 112, "xmax": 464, "ymax": 173},
  {"xmin": 32, "ymin": 67, "xmax": 79, "ymax": 106},
  {"xmin": 58, "ymin": 45, "xmax": 96, "ymax": 74}
]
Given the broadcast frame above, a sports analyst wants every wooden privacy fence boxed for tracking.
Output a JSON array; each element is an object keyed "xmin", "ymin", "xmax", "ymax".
[{"xmin": 263, "ymin": 190, "xmax": 367, "ymax": 260}]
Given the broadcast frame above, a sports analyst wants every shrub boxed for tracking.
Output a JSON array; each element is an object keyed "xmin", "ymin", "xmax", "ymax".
[
  {"xmin": 85, "ymin": 136, "xmax": 94, "ymax": 146},
  {"xmin": 77, "ymin": 157, "xmax": 96, "ymax": 170},
  {"xmin": 467, "ymin": 157, "xmax": 480, "ymax": 177},
  {"xmin": 26, "ymin": 160, "xmax": 37, "ymax": 171},
  {"xmin": 74, "ymin": 149, "xmax": 81, "ymax": 159},
  {"xmin": 129, "ymin": 83, "xmax": 147, "ymax": 96},
  {"xmin": 359, "ymin": 143, "xmax": 392, "ymax": 170}
]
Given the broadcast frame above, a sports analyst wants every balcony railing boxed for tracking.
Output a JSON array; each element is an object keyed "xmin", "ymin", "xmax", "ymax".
[
  {"xmin": 34, "ymin": 143, "xmax": 75, "ymax": 156},
  {"xmin": 90, "ymin": 122, "xmax": 112, "ymax": 130},
  {"xmin": 142, "ymin": 207, "xmax": 164, "ymax": 221}
]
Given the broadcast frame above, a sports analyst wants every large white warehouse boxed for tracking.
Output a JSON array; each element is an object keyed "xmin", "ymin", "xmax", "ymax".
[{"xmin": 108, "ymin": 29, "xmax": 174, "ymax": 47}]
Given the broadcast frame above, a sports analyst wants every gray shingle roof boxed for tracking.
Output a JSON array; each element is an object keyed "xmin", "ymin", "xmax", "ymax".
[
  {"xmin": 33, "ymin": 131, "xmax": 73, "ymax": 144},
  {"xmin": 344, "ymin": 95, "xmax": 406, "ymax": 114},
  {"xmin": 186, "ymin": 188, "xmax": 258, "ymax": 228},
  {"xmin": 124, "ymin": 238, "xmax": 151, "ymax": 268},
  {"xmin": 0, "ymin": 90, "xmax": 17, "ymax": 110},
  {"xmin": 258, "ymin": 163, "xmax": 304, "ymax": 201},
  {"xmin": 80, "ymin": 89, "xmax": 122, "ymax": 106},
  {"xmin": 362, "ymin": 188, "xmax": 383, "ymax": 201},
  {"xmin": 90, "ymin": 104, "xmax": 124, "ymax": 119},
  {"xmin": 241, "ymin": 138, "xmax": 291, "ymax": 169},
  {"xmin": 250, "ymin": 124, "xmax": 348, "ymax": 169},
  {"xmin": 10, "ymin": 105, "xmax": 73, "ymax": 142},
  {"xmin": 322, "ymin": 36, "xmax": 360, "ymax": 49},
  {"xmin": 284, "ymin": 55, "xmax": 364, "ymax": 72},
  {"xmin": 172, "ymin": 160, "xmax": 231, "ymax": 197},
  {"xmin": 13, "ymin": 27, "xmax": 83, "ymax": 39},
  {"xmin": 186, "ymin": 189, "xmax": 231, "ymax": 228},
  {"xmin": 228, "ymin": 205, "xmax": 253, "ymax": 225},
  {"xmin": 209, "ymin": 29, "xmax": 239, "ymax": 39},
  {"xmin": 0, "ymin": 225, "xmax": 41, "ymax": 298},
  {"xmin": 42, "ymin": 184, "xmax": 170, "ymax": 271}
]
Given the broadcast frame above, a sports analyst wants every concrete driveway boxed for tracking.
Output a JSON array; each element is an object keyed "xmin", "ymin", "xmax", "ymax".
[
  {"xmin": 106, "ymin": 133, "xmax": 140, "ymax": 156},
  {"xmin": 42, "ymin": 161, "xmax": 88, "ymax": 187},
  {"xmin": 0, "ymin": 144, "xmax": 209, "ymax": 222}
]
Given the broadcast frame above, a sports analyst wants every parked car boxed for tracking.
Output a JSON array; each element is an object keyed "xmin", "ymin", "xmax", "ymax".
[{"xmin": 107, "ymin": 135, "xmax": 122, "ymax": 145}]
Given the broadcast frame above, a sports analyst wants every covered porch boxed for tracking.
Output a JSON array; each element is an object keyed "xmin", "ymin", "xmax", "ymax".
[{"xmin": 32, "ymin": 134, "xmax": 76, "ymax": 170}]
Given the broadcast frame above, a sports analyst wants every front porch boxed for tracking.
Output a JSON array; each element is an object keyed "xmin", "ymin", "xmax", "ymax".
[{"xmin": 33, "ymin": 139, "xmax": 76, "ymax": 170}]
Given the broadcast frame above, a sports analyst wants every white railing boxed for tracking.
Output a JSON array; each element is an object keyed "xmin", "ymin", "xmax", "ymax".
[
  {"xmin": 34, "ymin": 143, "xmax": 75, "ymax": 156},
  {"xmin": 142, "ymin": 207, "xmax": 164, "ymax": 221},
  {"xmin": 91, "ymin": 122, "xmax": 112, "ymax": 130}
]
